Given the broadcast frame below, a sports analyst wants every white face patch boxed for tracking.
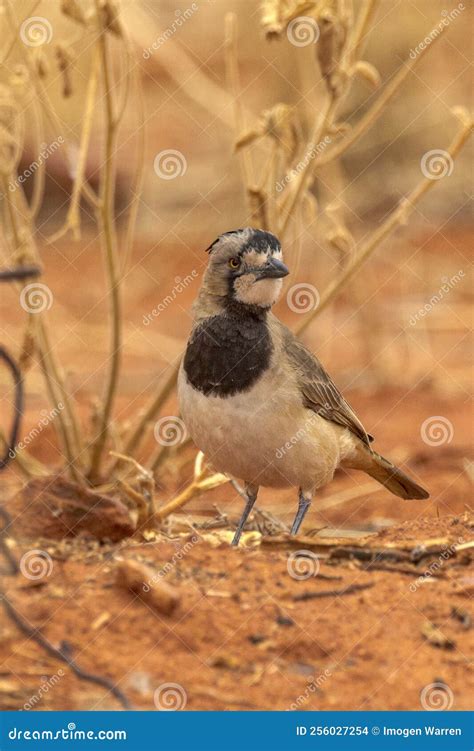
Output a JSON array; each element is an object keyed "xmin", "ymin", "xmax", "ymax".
[
  {"xmin": 234, "ymin": 275, "xmax": 283, "ymax": 307},
  {"xmin": 242, "ymin": 250, "xmax": 267, "ymax": 268}
]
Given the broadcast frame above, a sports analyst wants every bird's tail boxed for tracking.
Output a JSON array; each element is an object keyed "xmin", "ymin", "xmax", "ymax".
[{"xmin": 365, "ymin": 451, "xmax": 429, "ymax": 500}]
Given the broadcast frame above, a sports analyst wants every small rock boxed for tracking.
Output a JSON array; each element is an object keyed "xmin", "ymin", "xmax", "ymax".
[
  {"xmin": 11, "ymin": 476, "xmax": 136, "ymax": 542},
  {"xmin": 248, "ymin": 634, "xmax": 266, "ymax": 644},
  {"xmin": 276, "ymin": 614, "xmax": 294, "ymax": 627},
  {"xmin": 116, "ymin": 559, "xmax": 179, "ymax": 615}
]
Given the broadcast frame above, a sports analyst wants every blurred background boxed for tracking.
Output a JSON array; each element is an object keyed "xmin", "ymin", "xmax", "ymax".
[
  {"xmin": 1, "ymin": 0, "xmax": 471, "ymax": 528},
  {"xmin": 0, "ymin": 0, "xmax": 472, "ymax": 714}
]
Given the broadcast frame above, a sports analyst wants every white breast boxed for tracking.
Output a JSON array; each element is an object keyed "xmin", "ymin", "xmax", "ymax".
[{"xmin": 178, "ymin": 361, "xmax": 351, "ymax": 491}]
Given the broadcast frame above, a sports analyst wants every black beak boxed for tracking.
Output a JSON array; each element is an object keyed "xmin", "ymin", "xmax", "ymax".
[{"xmin": 256, "ymin": 257, "xmax": 289, "ymax": 280}]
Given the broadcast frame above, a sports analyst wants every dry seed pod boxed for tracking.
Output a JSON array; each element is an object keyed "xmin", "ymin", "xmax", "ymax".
[
  {"xmin": 0, "ymin": 87, "xmax": 22, "ymax": 174},
  {"xmin": 261, "ymin": 0, "xmax": 283, "ymax": 37},
  {"xmin": 327, "ymin": 228, "xmax": 354, "ymax": 259},
  {"xmin": 352, "ymin": 60, "xmax": 381, "ymax": 88},
  {"xmin": 19, "ymin": 325, "xmax": 36, "ymax": 373},
  {"xmin": 316, "ymin": 12, "xmax": 347, "ymax": 95},
  {"xmin": 34, "ymin": 49, "xmax": 49, "ymax": 79},
  {"xmin": 97, "ymin": 0, "xmax": 123, "ymax": 37},
  {"xmin": 235, "ymin": 128, "xmax": 261, "ymax": 150},
  {"xmin": 60, "ymin": 0, "xmax": 87, "ymax": 25},
  {"xmin": 236, "ymin": 104, "xmax": 296, "ymax": 154},
  {"xmin": 249, "ymin": 187, "xmax": 269, "ymax": 229},
  {"xmin": 260, "ymin": 0, "xmax": 319, "ymax": 39},
  {"xmin": 55, "ymin": 45, "xmax": 73, "ymax": 98}
]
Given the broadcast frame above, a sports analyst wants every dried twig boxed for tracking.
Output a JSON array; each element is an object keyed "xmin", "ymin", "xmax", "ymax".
[
  {"xmin": 292, "ymin": 582, "xmax": 374, "ymax": 601},
  {"xmin": 0, "ymin": 346, "xmax": 23, "ymax": 471},
  {"xmin": 88, "ymin": 5, "xmax": 124, "ymax": 482},
  {"xmin": 155, "ymin": 452, "xmax": 228, "ymax": 521},
  {"xmin": 0, "ymin": 595, "xmax": 132, "ymax": 709},
  {"xmin": 295, "ymin": 110, "xmax": 473, "ymax": 334}
]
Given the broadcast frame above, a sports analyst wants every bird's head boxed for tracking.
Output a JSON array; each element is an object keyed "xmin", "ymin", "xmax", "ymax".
[{"xmin": 199, "ymin": 228, "xmax": 289, "ymax": 313}]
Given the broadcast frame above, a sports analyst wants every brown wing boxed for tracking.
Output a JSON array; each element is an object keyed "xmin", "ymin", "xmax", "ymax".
[{"xmin": 281, "ymin": 324, "xmax": 372, "ymax": 447}]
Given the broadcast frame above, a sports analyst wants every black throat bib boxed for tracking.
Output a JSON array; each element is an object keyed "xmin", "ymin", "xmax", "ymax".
[{"xmin": 183, "ymin": 304, "xmax": 273, "ymax": 397}]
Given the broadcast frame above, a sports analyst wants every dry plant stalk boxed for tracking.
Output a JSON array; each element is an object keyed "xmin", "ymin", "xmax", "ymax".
[
  {"xmin": 224, "ymin": 1, "xmax": 472, "ymax": 334},
  {"xmin": 155, "ymin": 452, "xmax": 229, "ymax": 521},
  {"xmin": 0, "ymin": 0, "xmax": 142, "ymax": 485}
]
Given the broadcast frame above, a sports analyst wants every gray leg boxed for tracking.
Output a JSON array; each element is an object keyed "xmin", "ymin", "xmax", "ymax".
[
  {"xmin": 232, "ymin": 484, "xmax": 258, "ymax": 546},
  {"xmin": 290, "ymin": 489, "xmax": 312, "ymax": 535}
]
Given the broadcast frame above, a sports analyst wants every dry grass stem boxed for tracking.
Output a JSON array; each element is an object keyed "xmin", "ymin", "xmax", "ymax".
[{"xmin": 296, "ymin": 109, "xmax": 473, "ymax": 335}]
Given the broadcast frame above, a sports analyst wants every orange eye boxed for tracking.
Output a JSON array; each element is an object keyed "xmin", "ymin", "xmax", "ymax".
[{"xmin": 228, "ymin": 258, "xmax": 240, "ymax": 269}]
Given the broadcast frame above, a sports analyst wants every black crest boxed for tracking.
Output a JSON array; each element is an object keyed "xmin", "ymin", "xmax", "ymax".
[
  {"xmin": 205, "ymin": 228, "xmax": 281, "ymax": 255},
  {"xmin": 205, "ymin": 229, "xmax": 246, "ymax": 254}
]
